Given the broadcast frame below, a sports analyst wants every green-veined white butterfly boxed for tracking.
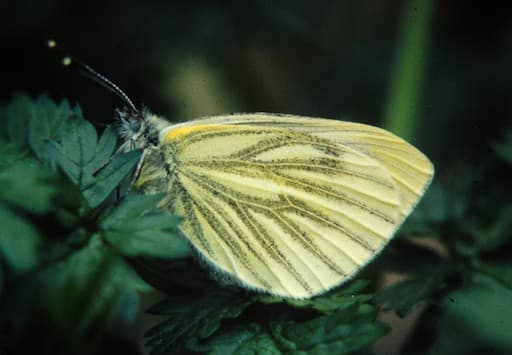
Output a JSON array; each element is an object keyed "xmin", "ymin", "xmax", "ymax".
[{"xmin": 50, "ymin": 40, "xmax": 434, "ymax": 299}]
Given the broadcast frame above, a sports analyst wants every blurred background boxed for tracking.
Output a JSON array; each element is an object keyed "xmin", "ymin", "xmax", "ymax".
[
  {"xmin": 1, "ymin": 0, "xmax": 512, "ymax": 354},
  {"xmin": 2, "ymin": 0, "xmax": 511, "ymax": 169}
]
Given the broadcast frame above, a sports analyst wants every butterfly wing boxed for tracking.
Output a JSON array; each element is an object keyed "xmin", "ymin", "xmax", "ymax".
[
  {"xmin": 166, "ymin": 113, "xmax": 434, "ymax": 218},
  {"xmin": 138, "ymin": 122, "xmax": 409, "ymax": 298}
]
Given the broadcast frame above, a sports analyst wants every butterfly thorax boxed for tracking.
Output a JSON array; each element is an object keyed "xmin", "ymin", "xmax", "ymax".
[{"xmin": 133, "ymin": 142, "xmax": 179, "ymax": 204}]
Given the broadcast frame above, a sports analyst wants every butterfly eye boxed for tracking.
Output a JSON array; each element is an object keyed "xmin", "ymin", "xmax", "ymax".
[{"xmin": 130, "ymin": 120, "xmax": 142, "ymax": 132}]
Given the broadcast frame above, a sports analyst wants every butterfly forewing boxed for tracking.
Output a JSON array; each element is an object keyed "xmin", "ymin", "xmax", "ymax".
[
  {"xmin": 170, "ymin": 113, "xmax": 434, "ymax": 219},
  {"xmin": 167, "ymin": 114, "xmax": 435, "ymax": 218},
  {"xmin": 136, "ymin": 122, "xmax": 410, "ymax": 298}
]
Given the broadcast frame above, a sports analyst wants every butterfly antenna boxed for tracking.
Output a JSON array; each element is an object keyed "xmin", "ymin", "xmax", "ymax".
[{"xmin": 47, "ymin": 39, "xmax": 138, "ymax": 114}]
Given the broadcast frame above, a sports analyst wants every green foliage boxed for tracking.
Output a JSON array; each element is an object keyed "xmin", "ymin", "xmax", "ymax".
[
  {"xmin": 0, "ymin": 95, "xmax": 187, "ymax": 354},
  {"xmin": 0, "ymin": 205, "xmax": 39, "ymax": 273},
  {"xmin": 145, "ymin": 290, "xmax": 253, "ymax": 355},
  {"xmin": 431, "ymin": 272, "xmax": 512, "ymax": 354},
  {"xmin": 189, "ymin": 304, "xmax": 387, "ymax": 355},
  {"xmin": 262, "ymin": 279, "xmax": 372, "ymax": 314},
  {"xmin": 101, "ymin": 194, "xmax": 189, "ymax": 258},
  {"xmin": 374, "ymin": 264, "xmax": 453, "ymax": 317},
  {"xmin": 383, "ymin": 0, "xmax": 433, "ymax": 140},
  {"xmin": 0, "ymin": 95, "xmax": 386, "ymax": 355},
  {"xmin": 45, "ymin": 118, "xmax": 142, "ymax": 208},
  {"xmin": 39, "ymin": 234, "xmax": 152, "ymax": 331},
  {"xmin": 145, "ymin": 282, "xmax": 387, "ymax": 355},
  {"xmin": 0, "ymin": 151, "xmax": 59, "ymax": 273},
  {"xmin": 2, "ymin": 94, "xmax": 510, "ymax": 354},
  {"xmin": 373, "ymin": 131, "xmax": 512, "ymax": 353}
]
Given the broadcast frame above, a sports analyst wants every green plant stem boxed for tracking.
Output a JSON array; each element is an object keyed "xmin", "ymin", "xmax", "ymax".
[{"xmin": 383, "ymin": 0, "xmax": 433, "ymax": 141}]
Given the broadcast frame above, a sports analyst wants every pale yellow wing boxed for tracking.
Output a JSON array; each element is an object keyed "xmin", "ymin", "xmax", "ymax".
[
  {"xmin": 165, "ymin": 113, "xmax": 434, "ymax": 218},
  {"xmin": 138, "ymin": 123, "xmax": 407, "ymax": 298}
]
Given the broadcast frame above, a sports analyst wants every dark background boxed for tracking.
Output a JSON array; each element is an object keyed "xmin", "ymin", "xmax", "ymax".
[{"xmin": 2, "ymin": 0, "xmax": 511, "ymax": 173}]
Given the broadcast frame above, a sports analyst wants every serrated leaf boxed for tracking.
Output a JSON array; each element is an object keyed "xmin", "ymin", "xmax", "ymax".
[
  {"xmin": 101, "ymin": 194, "xmax": 165, "ymax": 228},
  {"xmin": 286, "ymin": 280, "xmax": 372, "ymax": 314},
  {"xmin": 28, "ymin": 96, "xmax": 78, "ymax": 163},
  {"xmin": 51, "ymin": 116, "xmax": 98, "ymax": 184},
  {"xmin": 145, "ymin": 290, "xmax": 252, "ymax": 355},
  {"xmin": 100, "ymin": 194, "xmax": 190, "ymax": 258},
  {"xmin": 259, "ymin": 279, "xmax": 372, "ymax": 314},
  {"xmin": 45, "ymin": 115, "xmax": 139, "ymax": 208},
  {"xmin": 146, "ymin": 281, "xmax": 387, "ymax": 355},
  {"xmin": 44, "ymin": 116, "xmax": 103, "ymax": 183},
  {"xmin": 191, "ymin": 324, "xmax": 279, "ymax": 355},
  {"xmin": 188, "ymin": 301, "xmax": 387, "ymax": 355},
  {"xmin": 88, "ymin": 126, "xmax": 118, "ymax": 174},
  {"xmin": 82, "ymin": 149, "xmax": 141, "ymax": 208},
  {"xmin": 270, "ymin": 304, "xmax": 388, "ymax": 354},
  {"xmin": 40, "ymin": 234, "xmax": 151, "ymax": 333},
  {"xmin": 0, "ymin": 205, "xmax": 39, "ymax": 272}
]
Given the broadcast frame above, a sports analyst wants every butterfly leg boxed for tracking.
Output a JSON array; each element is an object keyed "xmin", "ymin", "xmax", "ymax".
[{"xmin": 126, "ymin": 147, "xmax": 149, "ymax": 192}]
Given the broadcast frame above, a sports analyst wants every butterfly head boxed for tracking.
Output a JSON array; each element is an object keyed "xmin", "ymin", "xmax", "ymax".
[{"xmin": 115, "ymin": 106, "xmax": 159, "ymax": 150}]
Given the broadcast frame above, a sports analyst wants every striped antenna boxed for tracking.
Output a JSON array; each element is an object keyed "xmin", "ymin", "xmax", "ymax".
[{"xmin": 47, "ymin": 39, "xmax": 138, "ymax": 114}]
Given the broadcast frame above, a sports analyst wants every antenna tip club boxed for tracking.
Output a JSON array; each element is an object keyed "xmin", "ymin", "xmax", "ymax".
[{"xmin": 62, "ymin": 56, "xmax": 72, "ymax": 66}]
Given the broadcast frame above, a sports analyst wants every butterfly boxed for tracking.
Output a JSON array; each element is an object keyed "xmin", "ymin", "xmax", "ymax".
[
  {"xmin": 116, "ymin": 109, "xmax": 434, "ymax": 299},
  {"xmin": 49, "ymin": 40, "xmax": 434, "ymax": 299}
]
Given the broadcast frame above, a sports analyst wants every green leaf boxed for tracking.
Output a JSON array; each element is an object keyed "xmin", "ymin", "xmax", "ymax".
[
  {"xmin": 462, "ymin": 205, "xmax": 512, "ymax": 255},
  {"xmin": 101, "ymin": 194, "xmax": 191, "ymax": 260},
  {"xmin": 472, "ymin": 260, "xmax": 512, "ymax": 290},
  {"xmin": 0, "ymin": 157, "xmax": 58, "ymax": 214},
  {"xmin": 0, "ymin": 205, "xmax": 39, "ymax": 272},
  {"xmin": 269, "ymin": 304, "xmax": 388, "ymax": 354},
  {"xmin": 0, "ymin": 93, "xmax": 33, "ymax": 149},
  {"xmin": 260, "ymin": 279, "xmax": 372, "ymax": 314},
  {"xmin": 82, "ymin": 149, "xmax": 141, "ymax": 208},
  {"xmin": 0, "ymin": 141, "xmax": 29, "ymax": 167},
  {"xmin": 398, "ymin": 181, "xmax": 468, "ymax": 237},
  {"xmin": 145, "ymin": 290, "xmax": 252, "ymax": 355},
  {"xmin": 101, "ymin": 194, "xmax": 165, "ymax": 227},
  {"xmin": 129, "ymin": 257, "xmax": 217, "ymax": 293},
  {"xmin": 187, "ymin": 300, "xmax": 387, "ymax": 354},
  {"xmin": 28, "ymin": 96, "xmax": 78, "ymax": 163},
  {"xmin": 146, "ymin": 280, "xmax": 387, "ymax": 355},
  {"xmin": 194, "ymin": 324, "xmax": 280, "ymax": 355},
  {"xmin": 45, "ymin": 116, "xmax": 98, "ymax": 185},
  {"xmin": 88, "ymin": 125, "xmax": 118, "ymax": 174},
  {"xmin": 40, "ymin": 234, "xmax": 151, "ymax": 333},
  {"xmin": 374, "ymin": 263, "xmax": 453, "ymax": 317},
  {"xmin": 46, "ymin": 116, "xmax": 140, "ymax": 208},
  {"xmin": 432, "ymin": 273, "xmax": 512, "ymax": 354}
]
